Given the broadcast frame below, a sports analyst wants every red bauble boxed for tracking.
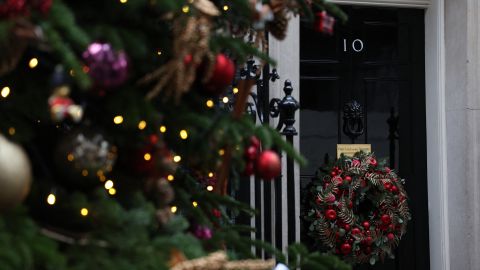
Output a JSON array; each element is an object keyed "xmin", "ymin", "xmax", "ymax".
[
  {"xmin": 340, "ymin": 243, "xmax": 352, "ymax": 255},
  {"xmin": 384, "ymin": 182, "xmax": 392, "ymax": 190},
  {"xmin": 212, "ymin": 208, "xmax": 222, "ymax": 218},
  {"xmin": 362, "ymin": 221, "xmax": 370, "ymax": 230},
  {"xmin": 381, "ymin": 214, "xmax": 392, "ymax": 225},
  {"xmin": 0, "ymin": 0, "xmax": 28, "ymax": 18},
  {"xmin": 204, "ymin": 54, "xmax": 235, "ymax": 95},
  {"xmin": 344, "ymin": 175, "xmax": 352, "ymax": 183},
  {"xmin": 387, "ymin": 233, "xmax": 395, "ymax": 241},
  {"xmin": 325, "ymin": 209, "xmax": 337, "ymax": 220},
  {"xmin": 364, "ymin": 236, "xmax": 373, "ymax": 246},
  {"xmin": 243, "ymin": 161, "xmax": 255, "ymax": 176},
  {"xmin": 351, "ymin": 228, "xmax": 361, "ymax": 235},
  {"xmin": 256, "ymin": 150, "xmax": 281, "ymax": 180},
  {"xmin": 245, "ymin": 145, "xmax": 258, "ymax": 161},
  {"xmin": 30, "ymin": 0, "xmax": 52, "ymax": 14},
  {"xmin": 391, "ymin": 185, "xmax": 399, "ymax": 193},
  {"xmin": 344, "ymin": 224, "xmax": 351, "ymax": 231},
  {"xmin": 326, "ymin": 193, "xmax": 336, "ymax": 203},
  {"xmin": 330, "ymin": 171, "xmax": 337, "ymax": 177}
]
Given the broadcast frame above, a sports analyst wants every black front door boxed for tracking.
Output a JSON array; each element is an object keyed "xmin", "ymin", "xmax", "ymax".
[{"xmin": 299, "ymin": 6, "xmax": 429, "ymax": 270}]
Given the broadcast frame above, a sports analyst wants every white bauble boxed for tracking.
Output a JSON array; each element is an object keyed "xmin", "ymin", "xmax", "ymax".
[{"xmin": 0, "ymin": 134, "xmax": 32, "ymax": 211}]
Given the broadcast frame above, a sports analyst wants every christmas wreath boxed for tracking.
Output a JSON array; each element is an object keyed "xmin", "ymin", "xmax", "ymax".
[{"xmin": 302, "ymin": 152, "xmax": 411, "ymax": 265}]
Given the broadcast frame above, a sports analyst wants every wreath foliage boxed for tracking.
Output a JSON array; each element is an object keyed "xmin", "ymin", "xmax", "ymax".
[{"xmin": 302, "ymin": 152, "xmax": 411, "ymax": 265}]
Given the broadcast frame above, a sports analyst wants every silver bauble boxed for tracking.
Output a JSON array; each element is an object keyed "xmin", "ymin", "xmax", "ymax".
[{"xmin": 0, "ymin": 134, "xmax": 32, "ymax": 211}]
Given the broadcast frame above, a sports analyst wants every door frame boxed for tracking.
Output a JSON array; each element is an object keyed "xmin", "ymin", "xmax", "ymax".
[{"xmin": 269, "ymin": 0, "xmax": 450, "ymax": 269}]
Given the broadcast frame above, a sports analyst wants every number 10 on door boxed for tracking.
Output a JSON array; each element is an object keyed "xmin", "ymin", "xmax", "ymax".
[{"xmin": 343, "ymin": 39, "xmax": 364, "ymax": 52}]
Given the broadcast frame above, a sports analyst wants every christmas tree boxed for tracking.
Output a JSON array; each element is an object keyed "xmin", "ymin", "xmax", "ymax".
[{"xmin": 0, "ymin": 0, "xmax": 349, "ymax": 269}]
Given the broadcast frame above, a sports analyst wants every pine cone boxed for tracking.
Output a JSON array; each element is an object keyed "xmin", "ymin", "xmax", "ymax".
[{"xmin": 266, "ymin": 9, "xmax": 288, "ymax": 40}]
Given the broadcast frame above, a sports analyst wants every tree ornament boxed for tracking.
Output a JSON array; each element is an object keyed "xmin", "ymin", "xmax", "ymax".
[
  {"xmin": 0, "ymin": 134, "xmax": 32, "ymax": 211},
  {"xmin": 314, "ymin": 11, "xmax": 335, "ymax": 35},
  {"xmin": 82, "ymin": 42, "xmax": 128, "ymax": 90},
  {"xmin": 55, "ymin": 128, "xmax": 117, "ymax": 186},
  {"xmin": 29, "ymin": 0, "xmax": 52, "ymax": 14},
  {"xmin": 256, "ymin": 150, "xmax": 281, "ymax": 180},
  {"xmin": 0, "ymin": 0, "xmax": 28, "ymax": 18},
  {"xmin": 193, "ymin": 225, "xmax": 213, "ymax": 240},
  {"xmin": 203, "ymin": 54, "xmax": 235, "ymax": 95},
  {"xmin": 48, "ymin": 85, "xmax": 83, "ymax": 123},
  {"xmin": 266, "ymin": 4, "xmax": 288, "ymax": 40},
  {"xmin": 303, "ymin": 152, "xmax": 411, "ymax": 265}
]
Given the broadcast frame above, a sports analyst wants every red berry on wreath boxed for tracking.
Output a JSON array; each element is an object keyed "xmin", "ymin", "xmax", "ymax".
[
  {"xmin": 387, "ymin": 233, "xmax": 395, "ymax": 241},
  {"xmin": 364, "ymin": 246, "xmax": 372, "ymax": 254},
  {"xmin": 352, "ymin": 159, "xmax": 361, "ymax": 166},
  {"xmin": 351, "ymin": 228, "xmax": 361, "ymax": 235},
  {"xmin": 391, "ymin": 185, "xmax": 399, "ymax": 193},
  {"xmin": 330, "ymin": 171, "xmax": 337, "ymax": 177},
  {"xmin": 369, "ymin": 158, "xmax": 378, "ymax": 166},
  {"xmin": 344, "ymin": 224, "xmax": 351, "ymax": 231},
  {"xmin": 315, "ymin": 196, "xmax": 322, "ymax": 205},
  {"xmin": 245, "ymin": 145, "xmax": 258, "ymax": 161},
  {"xmin": 204, "ymin": 54, "xmax": 235, "ymax": 95},
  {"xmin": 384, "ymin": 182, "xmax": 392, "ymax": 190},
  {"xmin": 256, "ymin": 150, "xmax": 281, "ymax": 180},
  {"xmin": 365, "ymin": 236, "xmax": 373, "ymax": 246},
  {"xmin": 381, "ymin": 214, "xmax": 392, "ymax": 225},
  {"xmin": 244, "ymin": 162, "xmax": 255, "ymax": 176},
  {"xmin": 326, "ymin": 193, "xmax": 336, "ymax": 203},
  {"xmin": 250, "ymin": 136, "xmax": 261, "ymax": 148},
  {"xmin": 325, "ymin": 209, "xmax": 337, "ymax": 220},
  {"xmin": 344, "ymin": 175, "xmax": 352, "ymax": 183},
  {"xmin": 362, "ymin": 221, "xmax": 370, "ymax": 230},
  {"xmin": 340, "ymin": 243, "xmax": 352, "ymax": 255}
]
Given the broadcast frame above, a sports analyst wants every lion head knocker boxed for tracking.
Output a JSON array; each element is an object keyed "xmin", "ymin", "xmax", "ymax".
[{"xmin": 343, "ymin": 100, "xmax": 365, "ymax": 142}]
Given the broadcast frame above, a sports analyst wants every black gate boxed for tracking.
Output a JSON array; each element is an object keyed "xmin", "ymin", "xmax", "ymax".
[{"xmin": 299, "ymin": 6, "xmax": 430, "ymax": 270}]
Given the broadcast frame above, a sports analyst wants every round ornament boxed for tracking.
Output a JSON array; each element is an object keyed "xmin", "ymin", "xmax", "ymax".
[
  {"xmin": 82, "ymin": 42, "xmax": 129, "ymax": 90},
  {"xmin": 0, "ymin": 0, "xmax": 28, "ymax": 18},
  {"xmin": 0, "ymin": 134, "xmax": 32, "ymax": 211},
  {"xmin": 256, "ymin": 150, "xmax": 281, "ymax": 180},
  {"xmin": 55, "ymin": 128, "xmax": 117, "ymax": 186},
  {"xmin": 303, "ymin": 152, "xmax": 410, "ymax": 265},
  {"xmin": 203, "ymin": 54, "xmax": 235, "ymax": 95}
]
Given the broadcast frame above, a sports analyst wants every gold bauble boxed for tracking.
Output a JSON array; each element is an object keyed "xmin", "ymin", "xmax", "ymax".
[{"xmin": 0, "ymin": 134, "xmax": 32, "ymax": 211}]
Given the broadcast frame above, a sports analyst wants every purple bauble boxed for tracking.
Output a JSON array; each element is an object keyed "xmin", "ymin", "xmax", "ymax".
[
  {"xmin": 82, "ymin": 42, "xmax": 128, "ymax": 90},
  {"xmin": 193, "ymin": 225, "xmax": 213, "ymax": 240}
]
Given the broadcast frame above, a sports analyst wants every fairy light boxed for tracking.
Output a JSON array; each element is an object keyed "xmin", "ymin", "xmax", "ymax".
[
  {"xmin": 28, "ymin": 58, "xmax": 39, "ymax": 69},
  {"xmin": 222, "ymin": 96, "xmax": 229, "ymax": 103},
  {"xmin": 171, "ymin": 206, "xmax": 178, "ymax": 213},
  {"xmin": 232, "ymin": 87, "xmax": 239, "ymax": 94},
  {"xmin": 206, "ymin": 99, "xmax": 214, "ymax": 108},
  {"xmin": 138, "ymin": 120, "xmax": 147, "ymax": 130},
  {"xmin": 8, "ymin": 127, "xmax": 15, "ymax": 136},
  {"xmin": 208, "ymin": 172, "xmax": 214, "ymax": 178},
  {"xmin": 120, "ymin": 0, "xmax": 127, "ymax": 3},
  {"xmin": 67, "ymin": 153, "xmax": 74, "ymax": 162},
  {"xmin": 179, "ymin": 129, "xmax": 188, "ymax": 140},
  {"xmin": 159, "ymin": 125, "xmax": 167, "ymax": 133},
  {"xmin": 207, "ymin": 185, "xmax": 214, "ymax": 191},
  {"xmin": 167, "ymin": 174, "xmax": 174, "ymax": 181},
  {"xmin": 104, "ymin": 180, "xmax": 114, "ymax": 190},
  {"xmin": 218, "ymin": 149, "xmax": 225, "ymax": 156},
  {"xmin": 1, "ymin": 86, "xmax": 10, "ymax": 98},
  {"xmin": 157, "ymin": 50, "xmax": 162, "ymax": 56},
  {"xmin": 223, "ymin": 5, "xmax": 229, "ymax": 11},
  {"xmin": 80, "ymin": 208, "xmax": 89, "ymax": 216},
  {"xmin": 47, "ymin": 194, "xmax": 56, "ymax": 205},
  {"xmin": 69, "ymin": 69, "xmax": 75, "ymax": 77},
  {"xmin": 192, "ymin": 201, "xmax": 198, "ymax": 207},
  {"xmin": 173, "ymin": 155, "xmax": 182, "ymax": 163},
  {"xmin": 182, "ymin": 5, "xmax": 189, "ymax": 13},
  {"xmin": 108, "ymin": 188, "xmax": 117, "ymax": 195},
  {"xmin": 144, "ymin": 153, "xmax": 152, "ymax": 161},
  {"xmin": 113, "ymin": 115, "xmax": 124, "ymax": 124},
  {"xmin": 82, "ymin": 66, "xmax": 90, "ymax": 73},
  {"xmin": 81, "ymin": 169, "xmax": 89, "ymax": 177}
]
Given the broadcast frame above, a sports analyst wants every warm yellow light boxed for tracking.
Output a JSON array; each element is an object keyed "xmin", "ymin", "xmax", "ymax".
[
  {"xmin": 81, "ymin": 169, "xmax": 89, "ymax": 177},
  {"xmin": 144, "ymin": 153, "xmax": 152, "ymax": 161},
  {"xmin": 159, "ymin": 125, "xmax": 167, "ymax": 133},
  {"xmin": 192, "ymin": 201, "xmax": 198, "ymax": 207},
  {"xmin": 223, "ymin": 5, "xmax": 229, "ymax": 11},
  {"xmin": 208, "ymin": 172, "xmax": 214, "ymax": 178},
  {"xmin": 104, "ymin": 180, "xmax": 114, "ymax": 190},
  {"xmin": 119, "ymin": 0, "xmax": 127, "ymax": 3},
  {"xmin": 97, "ymin": 170, "xmax": 104, "ymax": 177},
  {"xmin": 218, "ymin": 149, "xmax": 225, "ymax": 156},
  {"xmin": 233, "ymin": 87, "xmax": 239, "ymax": 94},
  {"xmin": 167, "ymin": 174, "xmax": 174, "ymax": 181},
  {"xmin": 8, "ymin": 127, "xmax": 15, "ymax": 136},
  {"xmin": 173, "ymin": 155, "xmax": 182, "ymax": 163},
  {"xmin": 67, "ymin": 153, "xmax": 74, "ymax": 162},
  {"xmin": 69, "ymin": 69, "xmax": 75, "ymax": 77},
  {"xmin": 113, "ymin": 115, "xmax": 124, "ymax": 124},
  {"xmin": 99, "ymin": 175, "xmax": 106, "ymax": 182},
  {"xmin": 206, "ymin": 99, "xmax": 214, "ymax": 108},
  {"xmin": 179, "ymin": 129, "xmax": 188, "ymax": 140},
  {"xmin": 207, "ymin": 185, "xmax": 214, "ymax": 191},
  {"xmin": 171, "ymin": 206, "xmax": 178, "ymax": 213},
  {"xmin": 108, "ymin": 188, "xmax": 117, "ymax": 195},
  {"xmin": 222, "ymin": 96, "xmax": 229, "ymax": 103},
  {"xmin": 47, "ymin": 194, "xmax": 56, "ymax": 205},
  {"xmin": 138, "ymin": 120, "xmax": 147, "ymax": 130},
  {"xmin": 157, "ymin": 50, "xmax": 162, "ymax": 56},
  {"xmin": 182, "ymin": 5, "xmax": 189, "ymax": 13},
  {"xmin": 80, "ymin": 208, "xmax": 89, "ymax": 216},
  {"xmin": 28, "ymin": 58, "xmax": 39, "ymax": 69},
  {"xmin": 1, "ymin": 86, "xmax": 10, "ymax": 98}
]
